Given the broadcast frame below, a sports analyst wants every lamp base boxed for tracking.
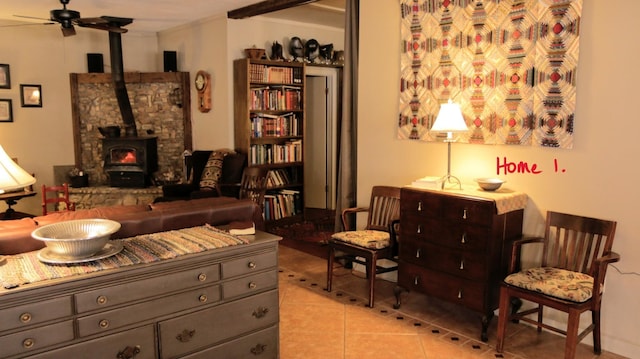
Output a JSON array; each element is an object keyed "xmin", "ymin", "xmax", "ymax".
[{"xmin": 440, "ymin": 174, "xmax": 462, "ymax": 190}]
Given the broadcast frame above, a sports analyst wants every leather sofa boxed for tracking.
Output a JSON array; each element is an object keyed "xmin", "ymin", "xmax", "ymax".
[{"xmin": 0, "ymin": 197, "xmax": 264, "ymax": 255}]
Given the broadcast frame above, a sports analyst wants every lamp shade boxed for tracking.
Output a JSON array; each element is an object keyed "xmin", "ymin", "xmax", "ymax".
[
  {"xmin": 0, "ymin": 145, "xmax": 36, "ymax": 194},
  {"xmin": 431, "ymin": 99, "xmax": 468, "ymax": 133}
]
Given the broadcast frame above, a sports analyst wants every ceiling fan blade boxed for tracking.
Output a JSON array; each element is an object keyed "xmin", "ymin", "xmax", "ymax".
[
  {"xmin": 13, "ymin": 14, "xmax": 52, "ymax": 21},
  {"xmin": 78, "ymin": 23, "xmax": 128, "ymax": 33},
  {"xmin": 0, "ymin": 22, "xmax": 55, "ymax": 27}
]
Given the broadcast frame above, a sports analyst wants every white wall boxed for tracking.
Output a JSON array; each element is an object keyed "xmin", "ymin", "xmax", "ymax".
[
  {"xmin": 358, "ymin": 0, "xmax": 639, "ymax": 356},
  {"xmin": 0, "ymin": 25, "xmax": 156, "ymax": 215}
]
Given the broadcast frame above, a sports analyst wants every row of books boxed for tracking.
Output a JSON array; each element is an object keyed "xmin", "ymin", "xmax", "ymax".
[
  {"xmin": 250, "ymin": 113, "xmax": 300, "ymax": 138},
  {"xmin": 250, "ymin": 86, "xmax": 302, "ymax": 111},
  {"xmin": 249, "ymin": 141, "xmax": 302, "ymax": 165},
  {"xmin": 263, "ymin": 189, "xmax": 301, "ymax": 221},
  {"xmin": 249, "ymin": 64, "xmax": 303, "ymax": 84},
  {"xmin": 267, "ymin": 168, "xmax": 297, "ymax": 188}
]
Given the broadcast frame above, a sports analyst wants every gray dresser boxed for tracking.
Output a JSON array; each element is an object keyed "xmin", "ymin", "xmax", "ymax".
[{"xmin": 0, "ymin": 231, "xmax": 280, "ymax": 359}]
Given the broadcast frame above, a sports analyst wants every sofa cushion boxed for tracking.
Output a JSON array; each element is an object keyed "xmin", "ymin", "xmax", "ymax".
[{"xmin": 199, "ymin": 151, "xmax": 227, "ymax": 190}]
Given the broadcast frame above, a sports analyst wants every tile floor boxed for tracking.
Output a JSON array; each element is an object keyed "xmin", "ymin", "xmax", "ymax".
[{"xmin": 277, "ymin": 244, "xmax": 628, "ymax": 359}]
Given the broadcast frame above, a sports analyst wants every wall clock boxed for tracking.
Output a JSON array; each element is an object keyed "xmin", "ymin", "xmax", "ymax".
[{"xmin": 194, "ymin": 70, "xmax": 211, "ymax": 113}]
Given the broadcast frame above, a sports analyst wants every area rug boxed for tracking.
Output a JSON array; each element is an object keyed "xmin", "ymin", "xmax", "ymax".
[{"xmin": 270, "ymin": 221, "xmax": 334, "ymax": 259}]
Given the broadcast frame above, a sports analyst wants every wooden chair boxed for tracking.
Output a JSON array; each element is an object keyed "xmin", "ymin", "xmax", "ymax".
[
  {"xmin": 41, "ymin": 183, "xmax": 76, "ymax": 215},
  {"xmin": 496, "ymin": 211, "xmax": 619, "ymax": 359},
  {"xmin": 327, "ymin": 186, "xmax": 401, "ymax": 307},
  {"xmin": 238, "ymin": 167, "xmax": 269, "ymax": 211}
]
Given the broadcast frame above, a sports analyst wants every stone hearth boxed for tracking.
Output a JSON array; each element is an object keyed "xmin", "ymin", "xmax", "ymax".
[{"xmin": 69, "ymin": 186, "xmax": 162, "ymax": 210}]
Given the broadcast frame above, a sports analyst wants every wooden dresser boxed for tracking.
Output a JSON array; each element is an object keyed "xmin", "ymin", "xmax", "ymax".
[
  {"xmin": 395, "ymin": 186, "xmax": 526, "ymax": 341},
  {"xmin": 0, "ymin": 231, "xmax": 280, "ymax": 359}
]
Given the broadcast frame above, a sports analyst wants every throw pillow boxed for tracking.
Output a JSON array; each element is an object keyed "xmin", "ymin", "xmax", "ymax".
[{"xmin": 199, "ymin": 151, "xmax": 227, "ymax": 190}]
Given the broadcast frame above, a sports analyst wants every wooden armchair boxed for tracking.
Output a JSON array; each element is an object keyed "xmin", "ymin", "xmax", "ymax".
[
  {"xmin": 496, "ymin": 211, "xmax": 619, "ymax": 359},
  {"xmin": 326, "ymin": 186, "xmax": 401, "ymax": 307},
  {"xmin": 41, "ymin": 183, "xmax": 76, "ymax": 215},
  {"xmin": 238, "ymin": 166, "xmax": 269, "ymax": 210}
]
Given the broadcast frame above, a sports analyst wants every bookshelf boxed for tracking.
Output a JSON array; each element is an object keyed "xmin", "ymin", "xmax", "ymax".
[{"xmin": 234, "ymin": 58, "xmax": 305, "ymax": 227}]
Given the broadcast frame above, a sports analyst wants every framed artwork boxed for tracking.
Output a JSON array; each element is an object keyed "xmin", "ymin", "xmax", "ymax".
[
  {"xmin": 20, "ymin": 84, "xmax": 42, "ymax": 107},
  {"xmin": 0, "ymin": 64, "xmax": 10, "ymax": 89},
  {"xmin": 0, "ymin": 99, "xmax": 13, "ymax": 122}
]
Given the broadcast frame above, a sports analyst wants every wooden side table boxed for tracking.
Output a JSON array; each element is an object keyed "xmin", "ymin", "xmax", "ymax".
[{"xmin": 0, "ymin": 189, "xmax": 36, "ymax": 220}]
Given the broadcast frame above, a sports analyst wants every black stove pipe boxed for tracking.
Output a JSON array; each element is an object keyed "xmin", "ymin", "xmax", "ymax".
[{"xmin": 108, "ymin": 31, "xmax": 137, "ymax": 137}]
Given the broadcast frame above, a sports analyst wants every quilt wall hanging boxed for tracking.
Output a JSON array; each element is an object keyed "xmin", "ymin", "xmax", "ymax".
[{"xmin": 398, "ymin": 0, "xmax": 582, "ymax": 149}]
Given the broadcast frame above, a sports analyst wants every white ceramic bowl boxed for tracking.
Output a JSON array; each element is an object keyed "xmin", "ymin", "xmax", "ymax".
[
  {"xmin": 32, "ymin": 219, "xmax": 121, "ymax": 258},
  {"xmin": 475, "ymin": 178, "xmax": 505, "ymax": 191}
]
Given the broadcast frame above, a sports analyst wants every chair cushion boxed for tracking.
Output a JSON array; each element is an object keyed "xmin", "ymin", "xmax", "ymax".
[
  {"xmin": 504, "ymin": 267, "xmax": 594, "ymax": 303},
  {"xmin": 199, "ymin": 151, "xmax": 227, "ymax": 190},
  {"xmin": 331, "ymin": 230, "xmax": 390, "ymax": 249}
]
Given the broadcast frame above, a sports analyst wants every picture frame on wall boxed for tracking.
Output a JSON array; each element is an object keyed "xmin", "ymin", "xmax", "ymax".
[
  {"xmin": 0, "ymin": 99, "xmax": 13, "ymax": 122},
  {"xmin": 0, "ymin": 64, "xmax": 10, "ymax": 89},
  {"xmin": 20, "ymin": 84, "xmax": 42, "ymax": 107}
]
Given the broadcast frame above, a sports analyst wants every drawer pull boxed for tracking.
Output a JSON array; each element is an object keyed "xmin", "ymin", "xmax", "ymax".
[
  {"xmin": 415, "ymin": 248, "xmax": 421, "ymax": 258},
  {"xmin": 97, "ymin": 295, "xmax": 108, "ymax": 305},
  {"xmin": 417, "ymin": 201, "xmax": 423, "ymax": 211},
  {"xmin": 459, "ymin": 259, "xmax": 465, "ymax": 270},
  {"xmin": 176, "ymin": 329, "xmax": 196, "ymax": 343},
  {"xmin": 458, "ymin": 290, "xmax": 463, "ymax": 299},
  {"xmin": 117, "ymin": 345, "xmax": 141, "ymax": 359},
  {"xmin": 416, "ymin": 224, "xmax": 422, "ymax": 234},
  {"xmin": 250, "ymin": 343, "xmax": 267, "ymax": 355},
  {"xmin": 252, "ymin": 306, "xmax": 270, "ymax": 318},
  {"xmin": 248, "ymin": 261, "xmax": 257, "ymax": 269},
  {"xmin": 413, "ymin": 276, "xmax": 419, "ymax": 286},
  {"xmin": 197, "ymin": 273, "xmax": 207, "ymax": 281},
  {"xmin": 198, "ymin": 294, "xmax": 208, "ymax": 303},
  {"xmin": 248, "ymin": 282, "xmax": 257, "ymax": 289},
  {"xmin": 460, "ymin": 233, "xmax": 466, "ymax": 244},
  {"xmin": 22, "ymin": 338, "xmax": 35, "ymax": 349},
  {"xmin": 462, "ymin": 208, "xmax": 468, "ymax": 219},
  {"xmin": 19, "ymin": 312, "xmax": 32, "ymax": 323},
  {"xmin": 99, "ymin": 319, "xmax": 110, "ymax": 329}
]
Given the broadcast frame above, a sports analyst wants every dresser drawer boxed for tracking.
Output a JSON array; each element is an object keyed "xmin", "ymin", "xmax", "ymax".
[
  {"xmin": 398, "ymin": 261, "xmax": 487, "ymax": 313},
  {"xmin": 0, "ymin": 320, "xmax": 74, "ymax": 358},
  {"xmin": 400, "ymin": 189, "xmax": 443, "ymax": 217},
  {"xmin": 223, "ymin": 270, "xmax": 278, "ymax": 299},
  {"xmin": 75, "ymin": 264, "xmax": 220, "ymax": 313},
  {"xmin": 27, "ymin": 324, "xmax": 156, "ymax": 359},
  {"xmin": 159, "ymin": 289, "xmax": 278, "ymax": 358},
  {"xmin": 400, "ymin": 241, "xmax": 488, "ymax": 281},
  {"xmin": 400, "ymin": 217, "xmax": 490, "ymax": 250},
  {"xmin": 222, "ymin": 250, "xmax": 277, "ymax": 279},
  {"xmin": 77, "ymin": 284, "xmax": 221, "ymax": 337},
  {"xmin": 180, "ymin": 325, "xmax": 279, "ymax": 359},
  {"xmin": 0, "ymin": 296, "xmax": 72, "ymax": 332},
  {"xmin": 441, "ymin": 196, "xmax": 494, "ymax": 224}
]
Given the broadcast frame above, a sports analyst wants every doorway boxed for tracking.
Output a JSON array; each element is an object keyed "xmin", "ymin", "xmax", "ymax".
[{"xmin": 304, "ymin": 66, "xmax": 340, "ymax": 211}]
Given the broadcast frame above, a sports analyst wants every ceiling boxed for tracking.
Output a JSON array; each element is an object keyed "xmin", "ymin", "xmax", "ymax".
[{"xmin": 0, "ymin": 0, "xmax": 345, "ymax": 34}]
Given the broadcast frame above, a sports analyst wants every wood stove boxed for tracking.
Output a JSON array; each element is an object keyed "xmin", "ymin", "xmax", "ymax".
[{"xmin": 102, "ymin": 137, "xmax": 158, "ymax": 188}]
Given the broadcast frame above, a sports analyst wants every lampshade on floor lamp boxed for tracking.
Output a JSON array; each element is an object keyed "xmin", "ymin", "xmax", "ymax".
[
  {"xmin": 430, "ymin": 99, "xmax": 468, "ymax": 189},
  {"xmin": 0, "ymin": 145, "xmax": 36, "ymax": 194}
]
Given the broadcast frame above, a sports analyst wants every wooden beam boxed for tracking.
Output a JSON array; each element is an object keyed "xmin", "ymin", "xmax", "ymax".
[{"xmin": 228, "ymin": 0, "xmax": 319, "ymax": 19}]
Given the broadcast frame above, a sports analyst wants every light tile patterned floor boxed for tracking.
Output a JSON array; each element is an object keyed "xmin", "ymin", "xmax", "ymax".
[{"xmin": 278, "ymin": 244, "xmax": 629, "ymax": 359}]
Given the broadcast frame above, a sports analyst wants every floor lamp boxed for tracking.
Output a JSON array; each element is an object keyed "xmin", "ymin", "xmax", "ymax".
[{"xmin": 430, "ymin": 100, "xmax": 468, "ymax": 190}]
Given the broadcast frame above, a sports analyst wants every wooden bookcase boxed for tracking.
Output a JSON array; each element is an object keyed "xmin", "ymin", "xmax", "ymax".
[{"xmin": 233, "ymin": 58, "xmax": 305, "ymax": 228}]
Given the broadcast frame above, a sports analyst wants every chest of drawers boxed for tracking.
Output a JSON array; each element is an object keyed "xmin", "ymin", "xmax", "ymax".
[
  {"xmin": 0, "ymin": 231, "xmax": 279, "ymax": 359},
  {"xmin": 395, "ymin": 187, "xmax": 524, "ymax": 341}
]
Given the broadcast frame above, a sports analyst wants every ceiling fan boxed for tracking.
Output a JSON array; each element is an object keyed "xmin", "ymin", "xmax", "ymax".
[{"xmin": 11, "ymin": 0, "xmax": 132, "ymax": 37}]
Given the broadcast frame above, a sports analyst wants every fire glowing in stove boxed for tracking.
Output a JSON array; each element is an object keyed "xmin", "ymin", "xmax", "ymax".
[{"xmin": 111, "ymin": 149, "xmax": 137, "ymax": 164}]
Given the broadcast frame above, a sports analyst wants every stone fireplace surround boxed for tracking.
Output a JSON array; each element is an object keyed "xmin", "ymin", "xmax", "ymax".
[{"xmin": 70, "ymin": 72, "xmax": 192, "ymax": 187}]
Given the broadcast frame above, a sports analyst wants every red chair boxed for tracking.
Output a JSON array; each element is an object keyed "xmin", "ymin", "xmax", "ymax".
[{"xmin": 41, "ymin": 183, "xmax": 76, "ymax": 215}]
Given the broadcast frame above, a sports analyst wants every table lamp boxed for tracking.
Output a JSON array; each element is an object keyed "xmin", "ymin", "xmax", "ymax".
[
  {"xmin": 0, "ymin": 145, "xmax": 36, "ymax": 194},
  {"xmin": 430, "ymin": 99, "xmax": 468, "ymax": 189}
]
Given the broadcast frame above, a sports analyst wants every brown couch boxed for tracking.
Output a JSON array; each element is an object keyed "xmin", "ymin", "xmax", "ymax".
[{"xmin": 0, "ymin": 197, "xmax": 264, "ymax": 255}]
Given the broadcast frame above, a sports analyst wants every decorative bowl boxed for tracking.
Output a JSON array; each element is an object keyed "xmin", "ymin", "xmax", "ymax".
[
  {"xmin": 31, "ymin": 219, "xmax": 121, "ymax": 259},
  {"xmin": 245, "ymin": 48, "xmax": 265, "ymax": 60},
  {"xmin": 475, "ymin": 178, "xmax": 505, "ymax": 191}
]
